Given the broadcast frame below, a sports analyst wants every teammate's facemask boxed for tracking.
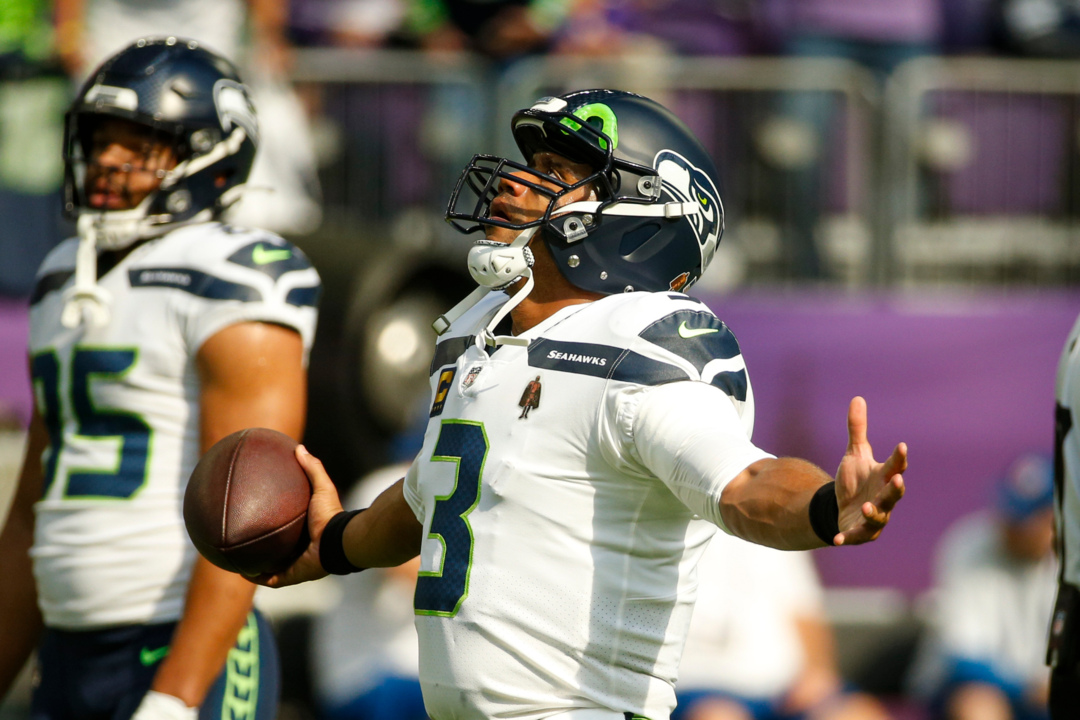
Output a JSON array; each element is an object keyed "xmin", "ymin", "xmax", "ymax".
[
  {"xmin": 61, "ymin": 116, "xmax": 186, "ymax": 329},
  {"xmin": 79, "ymin": 116, "xmax": 181, "ymax": 214},
  {"xmin": 60, "ymin": 36, "xmax": 259, "ymax": 328}
]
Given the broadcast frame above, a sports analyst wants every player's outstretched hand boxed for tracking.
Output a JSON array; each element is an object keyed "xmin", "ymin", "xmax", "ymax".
[
  {"xmin": 833, "ymin": 397, "xmax": 907, "ymax": 546},
  {"xmin": 254, "ymin": 445, "xmax": 343, "ymax": 587}
]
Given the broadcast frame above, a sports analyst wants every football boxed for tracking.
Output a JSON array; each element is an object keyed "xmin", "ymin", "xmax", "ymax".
[{"xmin": 183, "ymin": 428, "xmax": 311, "ymax": 577}]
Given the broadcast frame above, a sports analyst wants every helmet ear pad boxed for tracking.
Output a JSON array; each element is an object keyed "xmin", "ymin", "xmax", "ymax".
[{"xmin": 542, "ymin": 214, "xmax": 703, "ymax": 294}]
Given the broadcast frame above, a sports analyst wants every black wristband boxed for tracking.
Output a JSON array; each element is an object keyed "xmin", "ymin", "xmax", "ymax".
[
  {"xmin": 320, "ymin": 509, "xmax": 366, "ymax": 575},
  {"xmin": 809, "ymin": 482, "xmax": 840, "ymax": 546}
]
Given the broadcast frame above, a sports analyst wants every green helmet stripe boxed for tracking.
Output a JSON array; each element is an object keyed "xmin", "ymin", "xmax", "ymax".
[{"xmin": 559, "ymin": 102, "xmax": 619, "ymax": 151}]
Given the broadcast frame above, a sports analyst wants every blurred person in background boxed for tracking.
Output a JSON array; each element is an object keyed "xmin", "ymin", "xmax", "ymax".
[
  {"xmin": 1049, "ymin": 315, "xmax": 1080, "ymax": 718},
  {"xmin": 758, "ymin": 0, "xmax": 943, "ymax": 279},
  {"xmin": 403, "ymin": 0, "xmax": 572, "ymax": 58},
  {"xmin": 0, "ymin": 0, "xmax": 69, "ymax": 299},
  {"xmin": 675, "ymin": 530, "xmax": 891, "ymax": 720},
  {"xmin": 907, "ymin": 453, "xmax": 1056, "ymax": 720},
  {"xmin": 53, "ymin": 0, "xmax": 322, "ymax": 237},
  {"xmin": 993, "ymin": 0, "xmax": 1080, "ymax": 56},
  {"xmin": 311, "ymin": 461, "xmax": 426, "ymax": 720},
  {"xmin": 555, "ymin": 0, "xmax": 767, "ymax": 57},
  {"xmin": 403, "ymin": 0, "xmax": 578, "ymax": 219},
  {"xmin": 316, "ymin": 0, "xmax": 407, "ymax": 48},
  {"xmin": 53, "ymin": 0, "xmax": 289, "ymax": 82},
  {"xmin": 0, "ymin": 39, "xmax": 320, "ymax": 720}
]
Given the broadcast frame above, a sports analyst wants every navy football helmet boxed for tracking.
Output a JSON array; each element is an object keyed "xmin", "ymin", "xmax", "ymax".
[
  {"xmin": 446, "ymin": 89, "xmax": 724, "ymax": 294},
  {"xmin": 63, "ymin": 37, "xmax": 258, "ymax": 249}
]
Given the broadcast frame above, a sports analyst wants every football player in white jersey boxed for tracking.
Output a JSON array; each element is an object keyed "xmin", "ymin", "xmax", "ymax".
[
  {"xmin": 256, "ymin": 90, "xmax": 907, "ymax": 720},
  {"xmin": 1050, "ymin": 315, "xmax": 1080, "ymax": 717},
  {"xmin": 0, "ymin": 39, "xmax": 319, "ymax": 720}
]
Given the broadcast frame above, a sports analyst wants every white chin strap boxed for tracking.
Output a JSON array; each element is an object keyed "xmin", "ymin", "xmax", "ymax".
[
  {"xmin": 61, "ymin": 215, "xmax": 113, "ymax": 328},
  {"xmin": 432, "ymin": 227, "xmax": 538, "ymax": 348},
  {"xmin": 557, "ymin": 199, "xmax": 702, "ymax": 221}
]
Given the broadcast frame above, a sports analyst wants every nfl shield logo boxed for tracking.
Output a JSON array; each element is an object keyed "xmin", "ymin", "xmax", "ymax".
[{"xmin": 462, "ymin": 366, "xmax": 483, "ymax": 389}]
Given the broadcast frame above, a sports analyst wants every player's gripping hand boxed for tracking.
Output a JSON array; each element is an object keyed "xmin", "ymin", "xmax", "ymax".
[
  {"xmin": 130, "ymin": 691, "xmax": 197, "ymax": 720},
  {"xmin": 833, "ymin": 396, "xmax": 907, "ymax": 546},
  {"xmin": 254, "ymin": 445, "xmax": 343, "ymax": 588}
]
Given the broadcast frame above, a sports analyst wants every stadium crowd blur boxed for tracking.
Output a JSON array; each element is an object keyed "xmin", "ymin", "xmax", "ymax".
[
  {"xmin": 2, "ymin": 0, "xmax": 1080, "ymax": 295},
  {"xmin": 3, "ymin": 1, "xmax": 1080, "ymax": 720},
  {"xmin": 5, "ymin": 0, "xmax": 1080, "ymax": 298}
]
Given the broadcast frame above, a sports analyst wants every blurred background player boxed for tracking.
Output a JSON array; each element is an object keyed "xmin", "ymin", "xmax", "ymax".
[
  {"xmin": 310, "ymin": 461, "xmax": 426, "ymax": 720},
  {"xmin": 675, "ymin": 530, "xmax": 891, "ymax": 720},
  {"xmin": 52, "ymin": 0, "xmax": 322, "ymax": 237},
  {"xmin": 1050, "ymin": 314, "xmax": 1080, "ymax": 718},
  {"xmin": 907, "ymin": 453, "xmax": 1056, "ymax": 720},
  {"xmin": 0, "ymin": 38, "xmax": 320, "ymax": 720}
]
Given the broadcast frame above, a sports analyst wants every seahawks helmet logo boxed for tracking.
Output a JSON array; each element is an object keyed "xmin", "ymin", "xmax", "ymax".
[
  {"xmin": 654, "ymin": 149, "xmax": 723, "ymax": 270},
  {"xmin": 213, "ymin": 79, "xmax": 258, "ymax": 144}
]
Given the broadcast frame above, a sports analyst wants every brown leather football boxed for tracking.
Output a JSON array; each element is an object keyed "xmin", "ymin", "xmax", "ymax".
[{"xmin": 183, "ymin": 427, "xmax": 310, "ymax": 577}]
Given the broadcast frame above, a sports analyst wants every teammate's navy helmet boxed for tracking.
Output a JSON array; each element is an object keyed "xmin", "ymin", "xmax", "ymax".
[
  {"xmin": 63, "ymin": 37, "xmax": 258, "ymax": 247},
  {"xmin": 446, "ymin": 89, "xmax": 724, "ymax": 294}
]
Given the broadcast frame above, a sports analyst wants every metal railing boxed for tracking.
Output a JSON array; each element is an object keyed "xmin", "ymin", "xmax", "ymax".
[
  {"xmin": 290, "ymin": 48, "xmax": 1080, "ymax": 288},
  {"xmin": 882, "ymin": 56, "xmax": 1080, "ymax": 285}
]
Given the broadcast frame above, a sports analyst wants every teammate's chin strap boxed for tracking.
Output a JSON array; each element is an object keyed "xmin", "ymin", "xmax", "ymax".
[
  {"xmin": 432, "ymin": 227, "xmax": 537, "ymax": 348},
  {"xmin": 61, "ymin": 215, "xmax": 112, "ymax": 329}
]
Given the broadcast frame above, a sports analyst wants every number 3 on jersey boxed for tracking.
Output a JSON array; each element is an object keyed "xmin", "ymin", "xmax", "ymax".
[
  {"xmin": 31, "ymin": 348, "xmax": 152, "ymax": 499},
  {"xmin": 415, "ymin": 420, "xmax": 487, "ymax": 616}
]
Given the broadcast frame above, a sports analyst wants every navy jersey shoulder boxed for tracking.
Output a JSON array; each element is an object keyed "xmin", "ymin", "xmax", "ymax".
[
  {"xmin": 534, "ymin": 292, "xmax": 748, "ymax": 400},
  {"xmin": 127, "ymin": 223, "xmax": 321, "ymax": 308}
]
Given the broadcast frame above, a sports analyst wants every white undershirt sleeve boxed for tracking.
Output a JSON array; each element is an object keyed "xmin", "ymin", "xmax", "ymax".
[{"xmin": 629, "ymin": 381, "xmax": 774, "ymax": 533}]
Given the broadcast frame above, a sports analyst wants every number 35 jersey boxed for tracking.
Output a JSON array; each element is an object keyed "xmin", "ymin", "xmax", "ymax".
[
  {"xmin": 403, "ymin": 290, "xmax": 771, "ymax": 720},
  {"xmin": 28, "ymin": 223, "xmax": 320, "ymax": 629}
]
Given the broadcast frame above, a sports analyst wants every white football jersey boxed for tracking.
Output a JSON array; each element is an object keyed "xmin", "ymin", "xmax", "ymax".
[
  {"xmin": 1056, "ymin": 312, "xmax": 1080, "ymax": 589},
  {"xmin": 28, "ymin": 222, "xmax": 319, "ymax": 629},
  {"xmin": 83, "ymin": 0, "xmax": 246, "ymax": 76},
  {"xmin": 403, "ymin": 290, "xmax": 771, "ymax": 720},
  {"xmin": 677, "ymin": 530, "xmax": 823, "ymax": 698},
  {"xmin": 909, "ymin": 511, "xmax": 1056, "ymax": 696}
]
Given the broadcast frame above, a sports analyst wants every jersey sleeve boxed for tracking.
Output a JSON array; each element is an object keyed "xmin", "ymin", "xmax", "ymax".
[
  {"xmin": 167, "ymin": 231, "xmax": 321, "ymax": 359},
  {"xmin": 602, "ymin": 380, "xmax": 773, "ymax": 533},
  {"xmin": 29, "ymin": 238, "xmax": 78, "ymax": 306},
  {"xmin": 402, "ymin": 459, "xmax": 423, "ymax": 521}
]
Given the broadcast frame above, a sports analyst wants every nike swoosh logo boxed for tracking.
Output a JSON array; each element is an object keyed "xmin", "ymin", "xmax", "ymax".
[
  {"xmin": 678, "ymin": 321, "xmax": 719, "ymax": 339},
  {"xmin": 252, "ymin": 244, "xmax": 292, "ymax": 265},
  {"xmin": 139, "ymin": 645, "xmax": 170, "ymax": 666}
]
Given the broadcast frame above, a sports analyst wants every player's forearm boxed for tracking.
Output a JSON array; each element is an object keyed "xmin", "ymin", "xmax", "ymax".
[
  {"xmin": 151, "ymin": 558, "xmax": 256, "ymax": 707},
  {"xmin": 245, "ymin": 0, "xmax": 290, "ymax": 68},
  {"xmin": 53, "ymin": 0, "xmax": 86, "ymax": 72},
  {"xmin": 247, "ymin": 0, "xmax": 288, "ymax": 39},
  {"xmin": 342, "ymin": 480, "xmax": 423, "ymax": 569},
  {"xmin": 0, "ymin": 419, "xmax": 48, "ymax": 697},
  {"xmin": 719, "ymin": 458, "xmax": 831, "ymax": 550},
  {"xmin": 0, "ymin": 508, "xmax": 42, "ymax": 698},
  {"xmin": 784, "ymin": 615, "xmax": 842, "ymax": 711}
]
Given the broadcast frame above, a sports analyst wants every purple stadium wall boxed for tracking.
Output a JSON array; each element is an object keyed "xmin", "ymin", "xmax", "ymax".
[
  {"xmin": 0, "ymin": 301, "xmax": 30, "ymax": 426},
  {"xmin": 700, "ymin": 289, "xmax": 1079, "ymax": 596},
  {"xmin": 1, "ymin": 290, "xmax": 1077, "ymax": 596}
]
